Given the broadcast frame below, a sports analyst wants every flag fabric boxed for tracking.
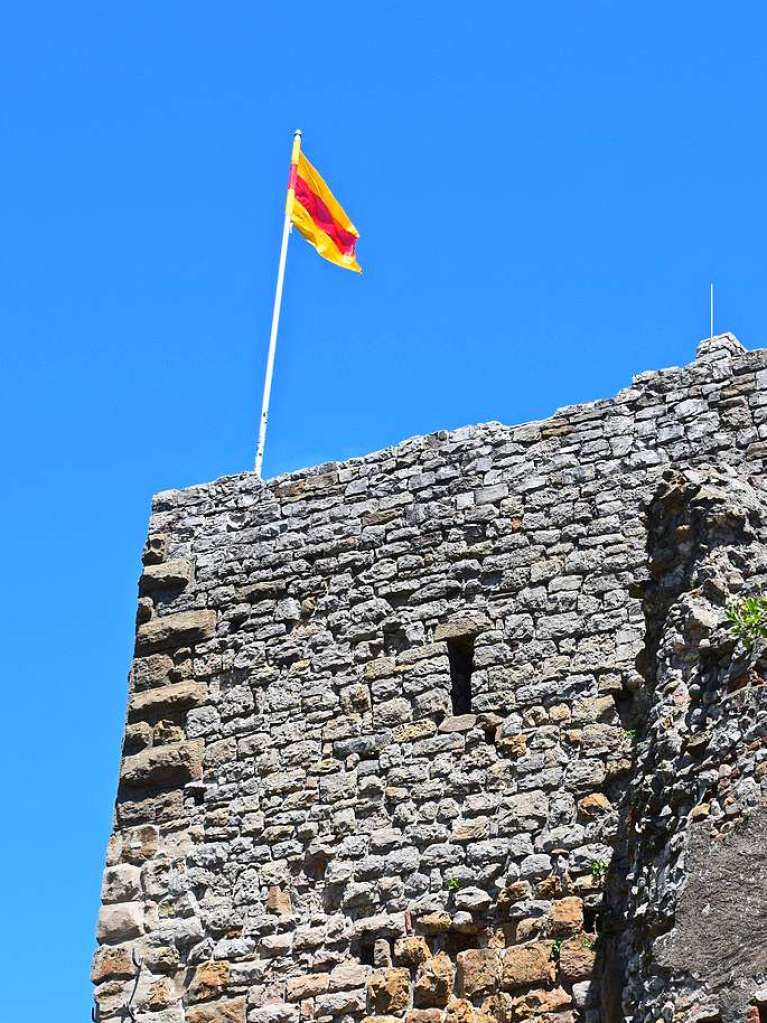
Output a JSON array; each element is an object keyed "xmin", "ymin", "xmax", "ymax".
[{"xmin": 288, "ymin": 151, "xmax": 361, "ymax": 273}]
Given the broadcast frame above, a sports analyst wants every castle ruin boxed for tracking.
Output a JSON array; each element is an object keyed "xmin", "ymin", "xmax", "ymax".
[{"xmin": 93, "ymin": 333, "xmax": 767, "ymax": 1023}]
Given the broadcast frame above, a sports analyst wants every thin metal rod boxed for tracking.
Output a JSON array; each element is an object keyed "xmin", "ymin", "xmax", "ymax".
[
  {"xmin": 255, "ymin": 130, "xmax": 302, "ymax": 477},
  {"xmin": 710, "ymin": 282, "xmax": 714, "ymax": 340}
]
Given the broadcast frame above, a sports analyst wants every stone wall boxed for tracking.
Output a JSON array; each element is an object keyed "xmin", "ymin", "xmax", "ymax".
[{"xmin": 93, "ymin": 334, "xmax": 767, "ymax": 1023}]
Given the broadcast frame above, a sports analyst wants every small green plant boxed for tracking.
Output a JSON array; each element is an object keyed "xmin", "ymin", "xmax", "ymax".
[
  {"xmin": 446, "ymin": 877, "xmax": 460, "ymax": 893},
  {"xmin": 624, "ymin": 728, "xmax": 637, "ymax": 742},
  {"xmin": 726, "ymin": 596, "xmax": 767, "ymax": 650},
  {"xmin": 582, "ymin": 935, "xmax": 595, "ymax": 950},
  {"xmin": 550, "ymin": 938, "xmax": 562, "ymax": 961},
  {"xmin": 591, "ymin": 859, "xmax": 609, "ymax": 880}
]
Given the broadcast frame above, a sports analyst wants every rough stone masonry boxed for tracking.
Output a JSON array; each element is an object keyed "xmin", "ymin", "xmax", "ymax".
[{"xmin": 93, "ymin": 333, "xmax": 767, "ymax": 1023}]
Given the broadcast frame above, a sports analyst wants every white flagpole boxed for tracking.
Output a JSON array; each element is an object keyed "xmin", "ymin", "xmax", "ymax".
[
  {"xmin": 710, "ymin": 282, "xmax": 714, "ymax": 339},
  {"xmin": 255, "ymin": 129, "xmax": 302, "ymax": 477}
]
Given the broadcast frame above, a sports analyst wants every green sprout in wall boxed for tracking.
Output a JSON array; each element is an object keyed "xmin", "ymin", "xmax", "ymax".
[
  {"xmin": 591, "ymin": 859, "xmax": 609, "ymax": 880},
  {"xmin": 446, "ymin": 877, "xmax": 460, "ymax": 893},
  {"xmin": 726, "ymin": 596, "xmax": 767, "ymax": 650},
  {"xmin": 550, "ymin": 938, "xmax": 562, "ymax": 961}
]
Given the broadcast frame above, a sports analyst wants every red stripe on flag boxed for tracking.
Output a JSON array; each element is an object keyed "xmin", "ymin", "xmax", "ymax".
[{"xmin": 294, "ymin": 174, "xmax": 357, "ymax": 257}]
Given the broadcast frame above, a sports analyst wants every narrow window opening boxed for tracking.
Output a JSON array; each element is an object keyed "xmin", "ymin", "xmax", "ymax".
[
  {"xmin": 447, "ymin": 636, "xmax": 474, "ymax": 714},
  {"xmin": 354, "ymin": 939, "xmax": 376, "ymax": 967},
  {"xmin": 758, "ymin": 1005, "xmax": 767, "ymax": 1023}
]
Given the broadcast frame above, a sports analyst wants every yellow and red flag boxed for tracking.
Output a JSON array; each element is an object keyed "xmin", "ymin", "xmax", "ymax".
[{"xmin": 287, "ymin": 142, "xmax": 361, "ymax": 273}]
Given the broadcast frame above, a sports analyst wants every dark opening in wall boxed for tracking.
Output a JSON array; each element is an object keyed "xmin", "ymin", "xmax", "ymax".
[
  {"xmin": 443, "ymin": 930, "xmax": 480, "ymax": 958},
  {"xmin": 757, "ymin": 1005, "xmax": 767, "ymax": 1023},
  {"xmin": 583, "ymin": 904, "xmax": 600, "ymax": 934},
  {"xmin": 353, "ymin": 939, "xmax": 376, "ymax": 967},
  {"xmin": 447, "ymin": 636, "xmax": 474, "ymax": 714}
]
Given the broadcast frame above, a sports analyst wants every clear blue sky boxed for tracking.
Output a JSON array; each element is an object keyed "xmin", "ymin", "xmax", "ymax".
[{"xmin": 2, "ymin": 2, "xmax": 765, "ymax": 1016}]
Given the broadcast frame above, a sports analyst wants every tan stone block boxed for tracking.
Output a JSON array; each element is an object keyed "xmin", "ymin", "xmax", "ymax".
[
  {"xmin": 513, "ymin": 918, "xmax": 545, "ymax": 942},
  {"xmin": 394, "ymin": 936, "xmax": 432, "ymax": 966},
  {"xmin": 558, "ymin": 936, "xmax": 595, "ymax": 981},
  {"xmin": 96, "ymin": 902, "xmax": 145, "ymax": 943},
  {"xmin": 414, "ymin": 953, "xmax": 454, "ymax": 1008},
  {"xmin": 445, "ymin": 998, "xmax": 495, "ymax": 1023},
  {"xmin": 130, "ymin": 653, "xmax": 175, "ymax": 691},
  {"xmin": 120, "ymin": 739, "xmax": 203, "ymax": 788},
  {"xmin": 186, "ymin": 998, "xmax": 246, "ymax": 1023},
  {"xmin": 189, "ymin": 961, "xmax": 230, "ymax": 1002},
  {"xmin": 368, "ymin": 967, "xmax": 411, "ymax": 1015},
  {"xmin": 329, "ymin": 961, "xmax": 370, "ymax": 991},
  {"xmin": 287, "ymin": 973, "xmax": 330, "ymax": 1001},
  {"xmin": 117, "ymin": 788, "xmax": 184, "ymax": 825},
  {"xmin": 395, "ymin": 720, "xmax": 438, "ymax": 742},
  {"xmin": 406, "ymin": 1012, "xmax": 443, "ymax": 1023},
  {"xmin": 451, "ymin": 819, "xmax": 490, "ymax": 842},
  {"xmin": 535, "ymin": 875, "xmax": 563, "ymax": 898},
  {"xmin": 266, "ymin": 885, "xmax": 293, "ymax": 916},
  {"xmin": 512, "ymin": 986, "xmax": 571, "ymax": 1018},
  {"xmin": 143, "ymin": 944, "xmax": 180, "ymax": 974},
  {"xmin": 434, "ymin": 615, "xmax": 490, "ymax": 641},
  {"xmin": 497, "ymin": 881, "xmax": 531, "ymax": 910},
  {"xmin": 457, "ymin": 949, "xmax": 499, "ymax": 997},
  {"xmin": 91, "ymin": 945, "xmax": 136, "ymax": 982},
  {"xmin": 136, "ymin": 609, "xmax": 216, "ymax": 653},
  {"xmin": 121, "ymin": 824, "xmax": 159, "ymax": 863},
  {"xmin": 144, "ymin": 976, "xmax": 177, "ymax": 1010},
  {"xmin": 497, "ymin": 734, "xmax": 527, "ymax": 757},
  {"xmin": 101, "ymin": 864, "xmax": 141, "ymax": 904},
  {"xmin": 549, "ymin": 897, "xmax": 584, "ymax": 935},
  {"xmin": 129, "ymin": 680, "xmax": 207, "ymax": 716},
  {"xmin": 577, "ymin": 793, "xmax": 611, "ymax": 819},
  {"xmin": 500, "ymin": 942, "xmax": 554, "ymax": 991},
  {"xmin": 417, "ymin": 911, "xmax": 451, "ymax": 934},
  {"xmin": 444, "ymin": 999, "xmax": 473, "ymax": 1023},
  {"xmin": 139, "ymin": 559, "xmax": 194, "ymax": 593}
]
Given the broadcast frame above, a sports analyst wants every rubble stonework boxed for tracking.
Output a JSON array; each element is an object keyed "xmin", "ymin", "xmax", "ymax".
[{"xmin": 93, "ymin": 334, "xmax": 767, "ymax": 1023}]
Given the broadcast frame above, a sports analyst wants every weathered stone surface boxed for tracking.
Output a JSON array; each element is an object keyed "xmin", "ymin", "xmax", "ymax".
[
  {"xmin": 549, "ymin": 897, "xmax": 583, "ymax": 935},
  {"xmin": 96, "ymin": 902, "xmax": 144, "ymax": 943},
  {"xmin": 189, "ymin": 961, "xmax": 230, "ymax": 1002},
  {"xmin": 186, "ymin": 998, "xmax": 246, "ymax": 1023},
  {"xmin": 120, "ymin": 739, "xmax": 203, "ymax": 788},
  {"xmin": 266, "ymin": 885, "xmax": 292, "ymax": 916},
  {"xmin": 286, "ymin": 972, "xmax": 330, "ymax": 1001},
  {"xmin": 501, "ymin": 943, "xmax": 554, "ymax": 990},
  {"xmin": 394, "ymin": 936, "xmax": 431, "ymax": 966},
  {"xmin": 368, "ymin": 968, "xmax": 411, "ymax": 1014},
  {"xmin": 136, "ymin": 609, "xmax": 216, "ymax": 653},
  {"xmin": 140, "ymin": 558, "xmax": 194, "ymax": 593},
  {"xmin": 414, "ymin": 953, "xmax": 454, "ymax": 1008},
  {"xmin": 512, "ymin": 987, "xmax": 571, "ymax": 1018},
  {"xmin": 91, "ymin": 945, "xmax": 137, "ymax": 982},
  {"xmin": 129, "ymin": 680, "xmax": 206, "ymax": 716},
  {"xmin": 100, "ymin": 864, "xmax": 141, "ymax": 904},
  {"xmin": 558, "ymin": 937, "xmax": 595, "ymax": 982},
  {"xmin": 457, "ymin": 949, "xmax": 499, "ymax": 997}
]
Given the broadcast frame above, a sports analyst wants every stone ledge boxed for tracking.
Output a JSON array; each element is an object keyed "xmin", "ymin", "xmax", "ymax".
[
  {"xmin": 135, "ymin": 609, "xmax": 216, "ymax": 653},
  {"xmin": 120, "ymin": 739, "xmax": 204, "ymax": 789},
  {"xmin": 128, "ymin": 680, "xmax": 207, "ymax": 716},
  {"xmin": 139, "ymin": 558, "xmax": 194, "ymax": 593}
]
